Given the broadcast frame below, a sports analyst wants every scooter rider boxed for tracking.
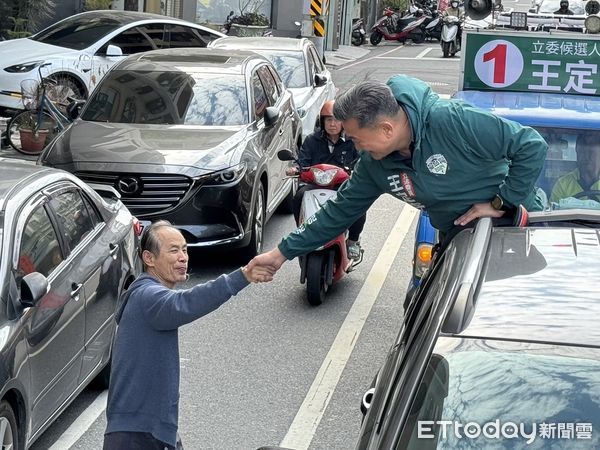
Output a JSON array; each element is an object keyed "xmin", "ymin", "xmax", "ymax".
[
  {"xmin": 443, "ymin": 0, "xmax": 463, "ymax": 41},
  {"xmin": 554, "ymin": 0, "xmax": 575, "ymax": 14},
  {"xmin": 286, "ymin": 100, "xmax": 366, "ymax": 260}
]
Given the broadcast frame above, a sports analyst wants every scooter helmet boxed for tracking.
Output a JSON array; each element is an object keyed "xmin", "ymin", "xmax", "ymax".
[
  {"xmin": 451, "ymin": 0, "xmax": 459, "ymax": 7},
  {"xmin": 560, "ymin": 0, "xmax": 569, "ymax": 7},
  {"xmin": 319, "ymin": 100, "xmax": 336, "ymax": 129},
  {"xmin": 415, "ymin": 8, "xmax": 424, "ymax": 16}
]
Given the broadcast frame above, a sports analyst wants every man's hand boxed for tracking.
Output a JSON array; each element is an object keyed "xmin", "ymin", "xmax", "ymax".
[
  {"xmin": 454, "ymin": 202, "xmax": 505, "ymax": 227},
  {"xmin": 244, "ymin": 247, "xmax": 288, "ymax": 283},
  {"xmin": 241, "ymin": 264, "xmax": 274, "ymax": 283}
]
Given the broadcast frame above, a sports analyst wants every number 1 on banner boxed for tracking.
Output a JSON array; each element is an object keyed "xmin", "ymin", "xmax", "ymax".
[
  {"xmin": 474, "ymin": 39, "xmax": 524, "ymax": 88},
  {"xmin": 483, "ymin": 43, "xmax": 507, "ymax": 84}
]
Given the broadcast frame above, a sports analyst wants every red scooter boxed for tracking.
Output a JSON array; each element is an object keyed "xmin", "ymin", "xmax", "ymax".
[
  {"xmin": 370, "ymin": 6, "xmax": 427, "ymax": 45},
  {"xmin": 278, "ymin": 150, "xmax": 363, "ymax": 306}
]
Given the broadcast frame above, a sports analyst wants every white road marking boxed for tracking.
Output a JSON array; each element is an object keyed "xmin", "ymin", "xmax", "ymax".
[
  {"xmin": 48, "ymin": 391, "xmax": 107, "ymax": 450},
  {"xmin": 337, "ymin": 45, "xmax": 405, "ymax": 71},
  {"xmin": 375, "ymin": 56, "xmax": 460, "ymax": 61},
  {"xmin": 279, "ymin": 205, "xmax": 419, "ymax": 450},
  {"xmin": 416, "ymin": 48, "xmax": 433, "ymax": 58}
]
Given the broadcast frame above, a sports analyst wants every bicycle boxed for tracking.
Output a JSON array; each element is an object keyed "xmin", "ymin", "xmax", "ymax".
[{"xmin": 6, "ymin": 63, "xmax": 75, "ymax": 155}]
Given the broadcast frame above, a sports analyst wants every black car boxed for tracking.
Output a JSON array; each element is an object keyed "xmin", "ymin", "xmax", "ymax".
[
  {"xmin": 358, "ymin": 216, "xmax": 600, "ymax": 449},
  {"xmin": 0, "ymin": 160, "xmax": 139, "ymax": 448},
  {"xmin": 40, "ymin": 48, "xmax": 301, "ymax": 257}
]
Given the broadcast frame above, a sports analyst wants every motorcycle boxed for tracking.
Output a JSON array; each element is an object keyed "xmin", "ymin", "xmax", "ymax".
[
  {"xmin": 440, "ymin": 15, "xmax": 462, "ymax": 57},
  {"xmin": 370, "ymin": 6, "xmax": 427, "ymax": 45},
  {"xmin": 352, "ymin": 18, "xmax": 366, "ymax": 46},
  {"xmin": 423, "ymin": 9, "xmax": 442, "ymax": 41},
  {"xmin": 277, "ymin": 149, "xmax": 363, "ymax": 306}
]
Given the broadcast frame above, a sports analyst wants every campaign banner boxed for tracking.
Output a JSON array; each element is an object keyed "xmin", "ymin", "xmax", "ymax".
[{"xmin": 461, "ymin": 30, "xmax": 600, "ymax": 96}]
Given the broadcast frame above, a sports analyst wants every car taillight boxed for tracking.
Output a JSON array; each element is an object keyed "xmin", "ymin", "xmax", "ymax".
[
  {"xmin": 414, "ymin": 243, "xmax": 433, "ymax": 279},
  {"xmin": 132, "ymin": 217, "xmax": 143, "ymax": 237},
  {"xmin": 311, "ymin": 167, "xmax": 338, "ymax": 186}
]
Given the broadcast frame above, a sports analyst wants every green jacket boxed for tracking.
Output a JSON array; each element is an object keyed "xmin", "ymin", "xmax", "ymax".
[{"xmin": 279, "ymin": 75, "xmax": 547, "ymax": 259}]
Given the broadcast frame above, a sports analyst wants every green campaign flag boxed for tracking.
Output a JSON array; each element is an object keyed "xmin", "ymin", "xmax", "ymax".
[{"xmin": 461, "ymin": 30, "xmax": 600, "ymax": 96}]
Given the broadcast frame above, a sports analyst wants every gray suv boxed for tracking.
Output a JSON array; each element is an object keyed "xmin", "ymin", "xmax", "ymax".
[{"xmin": 40, "ymin": 48, "xmax": 301, "ymax": 258}]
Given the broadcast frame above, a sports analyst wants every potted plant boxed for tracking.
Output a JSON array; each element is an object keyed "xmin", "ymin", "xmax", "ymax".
[
  {"xmin": 228, "ymin": 0, "xmax": 271, "ymax": 37},
  {"xmin": 17, "ymin": 111, "xmax": 50, "ymax": 154}
]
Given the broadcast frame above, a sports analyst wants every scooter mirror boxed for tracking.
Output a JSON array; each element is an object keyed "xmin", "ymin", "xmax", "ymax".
[{"xmin": 277, "ymin": 149, "xmax": 295, "ymax": 161}]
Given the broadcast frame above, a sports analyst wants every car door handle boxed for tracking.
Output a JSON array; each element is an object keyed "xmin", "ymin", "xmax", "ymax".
[
  {"xmin": 109, "ymin": 243, "xmax": 119, "ymax": 256},
  {"xmin": 71, "ymin": 283, "xmax": 82, "ymax": 300}
]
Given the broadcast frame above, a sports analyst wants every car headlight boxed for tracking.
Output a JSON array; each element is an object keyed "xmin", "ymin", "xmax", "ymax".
[
  {"xmin": 311, "ymin": 167, "xmax": 338, "ymax": 186},
  {"xmin": 4, "ymin": 61, "xmax": 45, "ymax": 73},
  {"xmin": 585, "ymin": 15, "xmax": 600, "ymax": 34},
  {"xmin": 197, "ymin": 162, "xmax": 247, "ymax": 185}
]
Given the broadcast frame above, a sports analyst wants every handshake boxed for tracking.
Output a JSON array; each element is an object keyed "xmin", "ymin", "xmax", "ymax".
[{"xmin": 240, "ymin": 247, "xmax": 288, "ymax": 283}]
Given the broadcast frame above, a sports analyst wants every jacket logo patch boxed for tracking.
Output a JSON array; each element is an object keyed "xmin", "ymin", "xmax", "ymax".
[
  {"xmin": 426, "ymin": 154, "xmax": 448, "ymax": 175},
  {"xmin": 400, "ymin": 173, "xmax": 416, "ymax": 198}
]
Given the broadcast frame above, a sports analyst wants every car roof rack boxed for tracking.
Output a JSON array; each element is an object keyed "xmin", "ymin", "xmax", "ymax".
[{"xmin": 441, "ymin": 217, "xmax": 492, "ymax": 335}]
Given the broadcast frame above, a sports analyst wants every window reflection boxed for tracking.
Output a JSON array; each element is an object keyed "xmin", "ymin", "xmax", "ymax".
[
  {"xmin": 258, "ymin": 51, "xmax": 307, "ymax": 89},
  {"xmin": 82, "ymin": 69, "xmax": 248, "ymax": 126}
]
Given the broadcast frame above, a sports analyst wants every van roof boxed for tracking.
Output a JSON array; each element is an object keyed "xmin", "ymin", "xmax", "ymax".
[{"xmin": 454, "ymin": 90, "xmax": 600, "ymax": 129}]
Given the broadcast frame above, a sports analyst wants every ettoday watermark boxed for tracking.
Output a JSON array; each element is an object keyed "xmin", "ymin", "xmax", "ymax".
[{"xmin": 418, "ymin": 420, "xmax": 593, "ymax": 444}]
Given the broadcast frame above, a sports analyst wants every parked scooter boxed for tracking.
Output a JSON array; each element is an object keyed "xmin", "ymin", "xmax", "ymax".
[
  {"xmin": 440, "ymin": 15, "xmax": 461, "ymax": 57},
  {"xmin": 351, "ymin": 18, "xmax": 366, "ymax": 46},
  {"xmin": 277, "ymin": 149, "xmax": 363, "ymax": 306},
  {"xmin": 370, "ymin": 6, "xmax": 427, "ymax": 45},
  {"xmin": 423, "ymin": 9, "xmax": 442, "ymax": 41}
]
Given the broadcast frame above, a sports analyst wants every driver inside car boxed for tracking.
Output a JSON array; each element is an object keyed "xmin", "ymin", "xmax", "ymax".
[{"xmin": 550, "ymin": 132, "xmax": 600, "ymax": 204}]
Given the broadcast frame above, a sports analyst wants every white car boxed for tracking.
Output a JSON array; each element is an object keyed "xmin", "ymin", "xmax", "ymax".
[
  {"xmin": 209, "ymin": 36, "xmax": 336, "ymax": 141},
  {"xmin": 0, "ymin": 10, "xmax": 224, "ymax": 115}
]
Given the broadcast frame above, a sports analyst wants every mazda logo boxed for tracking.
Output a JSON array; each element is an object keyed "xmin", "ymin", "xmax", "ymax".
[{"xmin": 116, "ymin": 176, "xmax": 141, "ymax": 195}]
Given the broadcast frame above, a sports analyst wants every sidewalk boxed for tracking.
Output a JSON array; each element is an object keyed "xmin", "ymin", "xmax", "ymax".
[{"xmin": 324, "ymin": 44, "xmax": 370, "ymax": 68}]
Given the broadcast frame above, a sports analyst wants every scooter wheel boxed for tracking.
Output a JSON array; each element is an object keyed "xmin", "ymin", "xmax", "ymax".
[
  {"xmin": 306, "ymin": 252, "xmax": 328, "ymax": 306},
  {"xmin": 370, "ymin": 31, "xmax": 383, "ymax": 46}
]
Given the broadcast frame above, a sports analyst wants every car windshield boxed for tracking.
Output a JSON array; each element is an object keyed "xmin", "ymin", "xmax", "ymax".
[
  {"xmin": 398, "ymin": 345, "xmax": 600, "ymax": 448},
  {"xmin": 32, "ymin": 16, "xmax": 124, "ymax": 50},
  {"xmin": 538, "ymin": 0, "xmax": 585, "ymax": 14},
  {"xmin": 256, "ymin": 51, "xmax": 307, "ymax": 89},
  {"xmin": 81, "ymin": 69, "xmax": 249, "ymax": 126},
  {"xmin": 532, "ymin": 127, "xmax": 600, "ymax": 211}
]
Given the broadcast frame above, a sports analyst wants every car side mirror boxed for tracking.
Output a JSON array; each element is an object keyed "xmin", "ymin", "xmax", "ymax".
[
  {"xmin": 277, "ymin": 149, "xmax": 295, "ymax": 161},
  {"xmin": 88, "ymin": 182, "xmax": 121, "ymax": 201},
  {"xmin": 314, "ymin": 73, "xmax": 328, "ymax": 87},
  {"xmin": 66, "ymin": 99, "xmax": 86, "ymax": 120},
  {"xmin": 264, "ymin": 106, "xmax": 280, "ymax": 128},
  {"xmin": 106, "ymin": 44, "xmax": 123, "ymax": 57},
  {"xmin": 20, "ymin": 272, "xmax": 48, "ymax": 308}
]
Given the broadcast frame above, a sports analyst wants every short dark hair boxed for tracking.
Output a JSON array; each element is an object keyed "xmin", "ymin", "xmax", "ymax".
[
  {"xmin": 333, "ymin": 81, "xmax": 401, "ymax": 128},
  {"xmin": 140, "ymin": 220, "xmax": 174, "ymax": 259}
]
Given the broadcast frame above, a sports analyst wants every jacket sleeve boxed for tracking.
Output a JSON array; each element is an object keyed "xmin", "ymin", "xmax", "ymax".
[
  {"xmin": 278, "ymin": 157, "xmax": 381, "ymax": 259},
  {"xmin": 448, "ymin": 103, "xmax": 547, "ymax": 209},
  {"xmin": 141, "ymin": 269, "xmax": 249, "ymax": 330},
  {"xmin": 298, "ymin": 134, "xmax": 318, "ymax": 167}
]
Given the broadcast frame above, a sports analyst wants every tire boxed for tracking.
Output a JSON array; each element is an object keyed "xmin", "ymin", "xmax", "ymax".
[
  {"xmin": 306, "ymin": 252, "xmax": 327, "ymax": 306},
  {"xmin": 240, "ymin": 184, "xmax": 265, "ymax": 260},
  {"xmin": 7, "ymin": 110, "xmax": 59, "ymax": 155},
  {"xmin": 0, "ymin": 401, "xmax": 18, "ymax": 450},
  {"xmin": 278, "ymin": 176, "xmax": 298, "ymax": 214},
  {"xmin": 370, "ymin": 30, "xmax": 383, "ymax": 46},
  {"xmin": 411, "ymin": 29, "xmax": 425, "ymax": 44},
  {"xmin": 442, "ymin": 41, "xmax": 451, "ymax": 58},
  {"xmin": 48, "ymin": 74, "xmax": 86, "ymax": 111}
]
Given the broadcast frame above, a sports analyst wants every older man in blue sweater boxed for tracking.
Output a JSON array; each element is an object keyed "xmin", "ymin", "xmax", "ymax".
[{"xmin": 103, "ymin": 220, "xmax": 270, "ymax": 450}]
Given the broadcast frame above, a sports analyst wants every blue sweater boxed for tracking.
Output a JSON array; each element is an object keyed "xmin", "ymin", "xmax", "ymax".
[{"xmin": 105, "ymin": 270, "xmax": 248, "ymax": 446}]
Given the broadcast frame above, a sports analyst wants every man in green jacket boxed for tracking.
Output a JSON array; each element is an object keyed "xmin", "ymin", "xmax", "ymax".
[{"xmin": 249, "ymin": 75, "xmax": 547, "ymax": 271}]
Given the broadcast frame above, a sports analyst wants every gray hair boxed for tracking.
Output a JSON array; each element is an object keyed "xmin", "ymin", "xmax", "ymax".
[
  {"xmin": 333, "ymin": 81, "xmax": 401, "ymax": 128},
  {"xmin": 140, "ymin": 220, "xmax": 175, "ymax": 262}
]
